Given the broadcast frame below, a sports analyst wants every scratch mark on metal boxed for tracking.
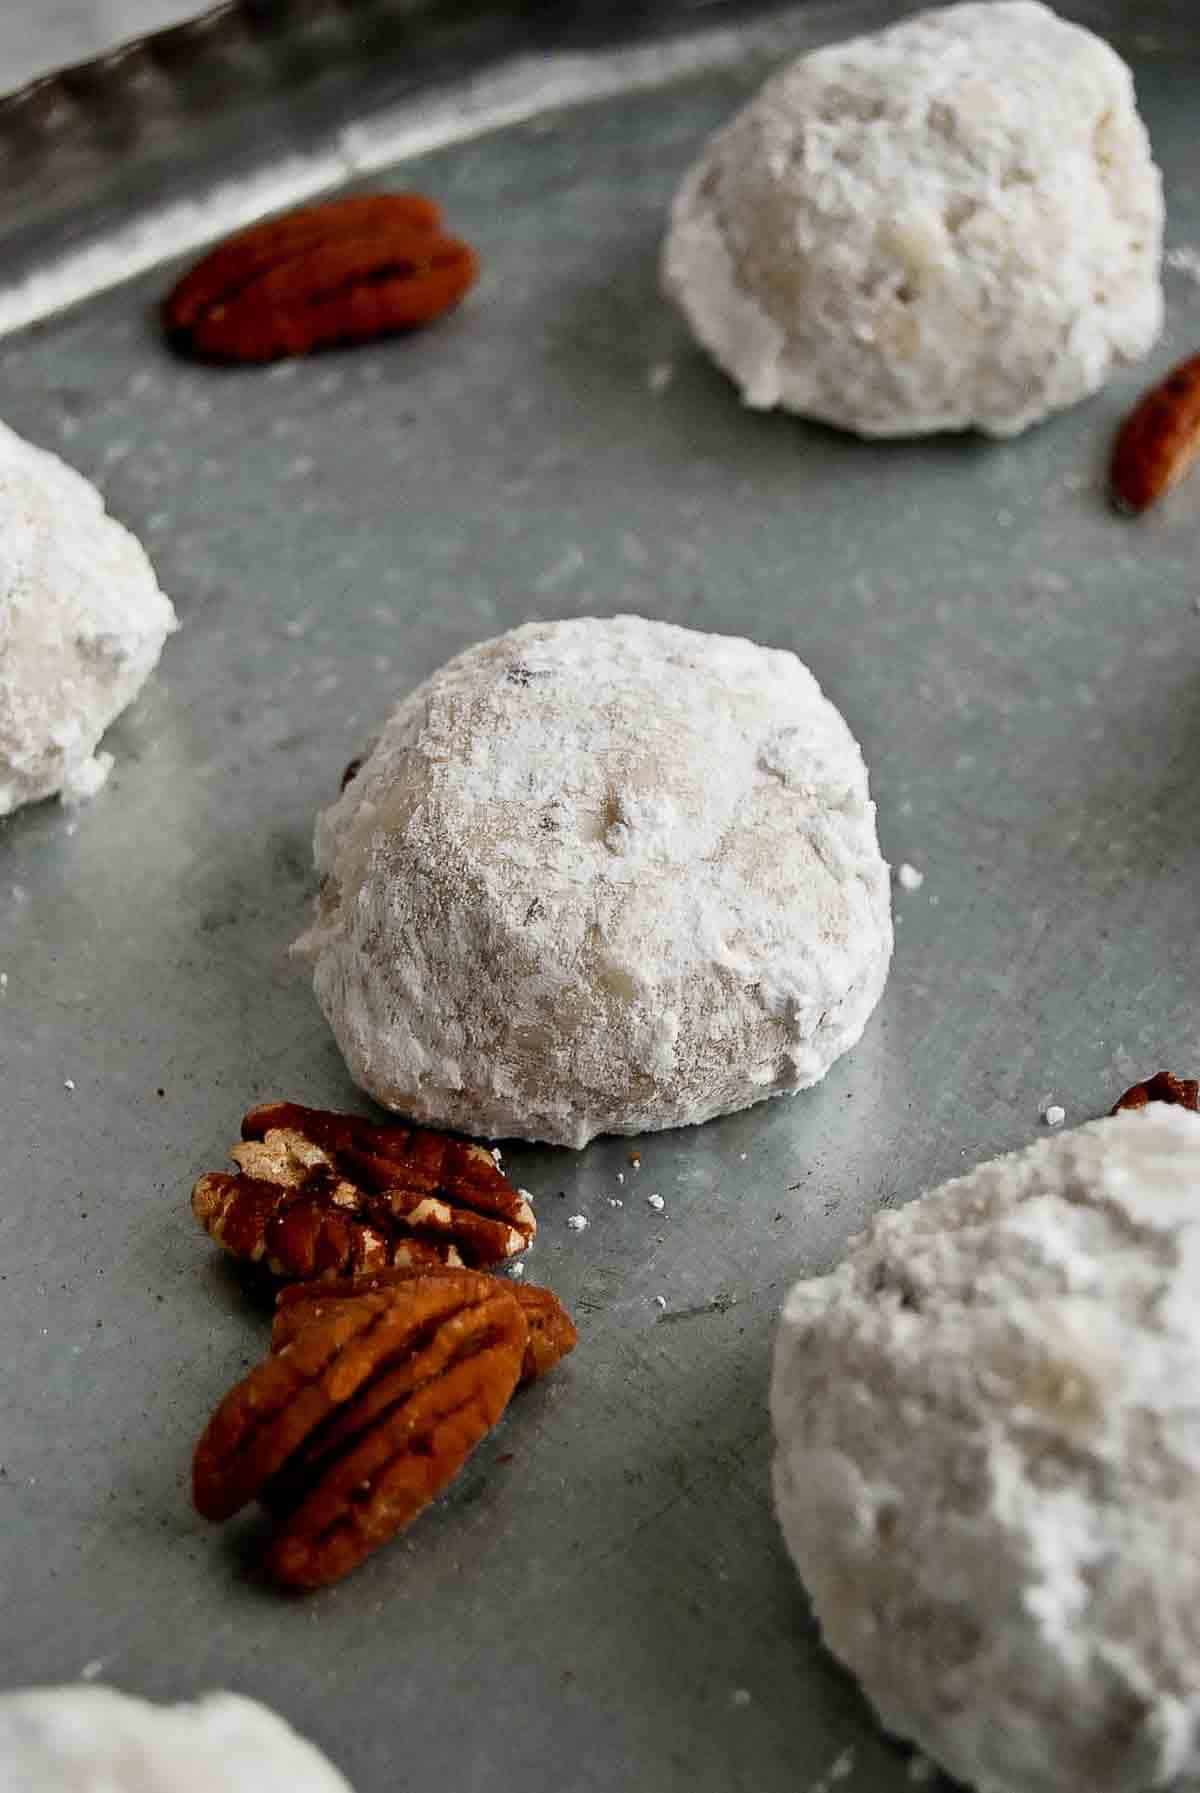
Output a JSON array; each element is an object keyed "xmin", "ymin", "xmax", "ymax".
[{"xmin": 657, "ymin": 1293, "xmax": 737, "ymax": 1325}]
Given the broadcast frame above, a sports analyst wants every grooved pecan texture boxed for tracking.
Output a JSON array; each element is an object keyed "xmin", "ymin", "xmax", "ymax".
[
  {"xmin": 271, "ymin": 1267, "xmax": 578, "ymax": 1387},
  {"xmin": 191, "ymin": 1101, "xmax": 534, "ymax": 1281},
  {"xmin": 163, "ymin": 193, "xmax": 479, "ymax": 363},
  {"xmin": 1111, "ymin": 352, "xmax": 1200, "ymax": 513},
  {"xmin": 194, "ymin": 1270, "xmax": 527, "ymax": 1588},
  {"xmin": 1112, "ymin": 1071, "xmax": 1200, "ymax": 1115}
]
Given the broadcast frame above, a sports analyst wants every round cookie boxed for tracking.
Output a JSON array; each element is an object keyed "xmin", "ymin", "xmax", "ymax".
[
  {"xmin": 299, "ymin": 615, "xmax": 892, "ymax": 1148},
  {"xmin": 662, "ymin": 0, "xmax": 1163, "ymax": 438},
  {"xmin": 0, "ymin": 420, "xmax": 176, "ymax": 815},
  {"xmin": 0, "ymin": 1686, "xmax": 353, "ymax": 1792},
  {"xmin": 771, "ymin": 1105, "xmax": 1200, "ymax": 1793}
]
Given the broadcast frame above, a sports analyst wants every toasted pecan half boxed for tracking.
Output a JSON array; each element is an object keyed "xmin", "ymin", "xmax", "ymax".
[
  {"xmin": 192, "ymin": 1100, "xmax": 534, "ymax": 1281},
  {"xmin": 163, "ymin": 193, "xmax": 478, "ymax": 362},
  {"xmin": 1111, "ymin": 1071, "xmax": 1200, "ymax": 1115},
  {"xmin": 271, "ymin": 1266, "xmax": 578, "ymax": 1387},
  {"xmin": 1111, "ymin": 352, "xmax": 1200, "ymax": 514},
  {"xmin": 194, "ymin": 1269, "xmax": 526, "ymax": 1588}
]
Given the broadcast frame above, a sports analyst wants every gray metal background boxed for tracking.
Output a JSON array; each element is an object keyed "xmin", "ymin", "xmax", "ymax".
[{"xmin": 2, "ymin": 5, "xmax": 1199, "ymax": 1790}]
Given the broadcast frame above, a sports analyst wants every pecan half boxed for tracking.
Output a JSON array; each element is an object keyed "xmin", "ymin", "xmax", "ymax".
[
  {"xmin": 271, "ymin": 1267, "xmax": 578, "ymax": 1387},
  {"xmin": 191, "ymin": 1100, "xmax": 534, "ymax": 1281},
  {"xmin": 1111, "ymin": 1071, "xmax": 1200, "ymax": 1115},
  {"xmin": 163, "ymin": 192, "xmax": 479, "ymax": 363},
  {"xmin": 1111, "ymin": 352, "xmax": 1200, "ymax": 513},
  {"xmin": 194, "ymin": 1270, "xmax": 527, "ymax": 1588}
]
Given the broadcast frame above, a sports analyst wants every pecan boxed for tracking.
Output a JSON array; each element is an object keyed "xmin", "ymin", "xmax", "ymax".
[
  {"xmin": 271, "ymin": 1267, "xmax": 578, "ymax": 1386},
  {"xmin": 1111, "ymin": 1071, "xmax": 1200, "ymax": 1115},
  {"xmin": 1111, "ymin": 352, "xmax": 1200, "ymax": 513},
  {"xmin": 191, "ymin": 1100, "xmax": 534, "ymax": 1281},
  {"xmin": 193, "ymin": 1270, "xmax": 527, "ymax": 1588},
  {"xmin": 163, "ymin": 193, "xmax": 479, "ymax": 363}
]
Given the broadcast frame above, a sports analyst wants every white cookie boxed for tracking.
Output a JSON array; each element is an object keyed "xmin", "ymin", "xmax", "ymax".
[
  {"xmin": 772, "ymin": 1105, "xmax": 1200, "ymax": 1793},
  {"xmin": 0, "ymin": 421, "xmax": 176, "ymax": 815},
  {"xmin": 663, "ymin": 1, "xmax": 1162, "ymax": 438},
  {"xmin": 299, "ymin": 615, "xmax": 891, "ymax": 1148},
  {"xmin": 0, "ymin": 1686, "xmax": 352, "ymax": 1792}
]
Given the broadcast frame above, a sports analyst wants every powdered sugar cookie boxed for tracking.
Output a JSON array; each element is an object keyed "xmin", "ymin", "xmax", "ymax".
[
  {"xmin": 299, "ymin": 615, "xmax": 891, "ymax": 1148},
  {"xmin": 663, "ymin": 1, "xmax": 1162, "ymax": 438},
  {"xmin": 0, "ymin": 421, "xmax": 176, "ymax": 816},
  {"xmin": 772, "ymin": 1104, "xmax": 1200, "ymax": 1793},
  {"xmin": 0, "ymin": 1685, "xmax": 352, "ymax": 1792}
]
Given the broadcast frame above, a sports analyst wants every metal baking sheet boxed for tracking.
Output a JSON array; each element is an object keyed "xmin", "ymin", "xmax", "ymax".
[
  {"xmin": 2, "ymin": 4, "xmax": 1199, "ymax": 1789},
  {"xmin": 0, "ymin": 1, "xmax": 213, "ymax": 93}
]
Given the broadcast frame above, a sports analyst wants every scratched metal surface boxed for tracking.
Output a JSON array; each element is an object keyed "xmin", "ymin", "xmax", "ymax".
[{"xmin": 1, "ymin": 5, "xmax": 1199, "ymax": 1790}]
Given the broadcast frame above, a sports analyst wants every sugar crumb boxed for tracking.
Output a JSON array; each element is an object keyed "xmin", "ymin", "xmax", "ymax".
[
  {"xmin": 647, "ymin": 1193, "xmax": 665, "ymax": 1212},
  {"xmin": 63, "ymin": 1078, "xmax": 76, "ymax": 1092},
  {"xmin": 730, "ymin": 1688, "xmax": 751, "ymax": 1708},
  {"xmin": 1043, "ymin": 1104, "xmax": 1066, "ymax": 1127},
  {"xmin": 1166, "ymin": 245, "xmax": 1200, "ymax": 285},
  {"xmin": 653, "ymin": 1295, "xmax": 667, "ymax": 1309},
  {"xmin": 897, "ymin": 862, "xmax": 925, "ymax": 891},
  {"xmin": 566, "ymin": 1214, "xmax": 588, "ymax": 1232}
]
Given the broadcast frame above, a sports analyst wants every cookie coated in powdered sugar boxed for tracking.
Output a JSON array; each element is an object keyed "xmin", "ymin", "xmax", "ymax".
[
  {"xmin": 0, "ymin": 1685, "xmax": 353, "ymax": 1792},
  {"xmin": 662, "ymin": 1, "xmax": 1163, "ymax": 438},
  {"xmin": 771, "ymin": 1105, "xmax": 1200, "ymax": 1793},
  {"xmin": 0, "ymin": 420, "xmax": 176, "ymax": 816},
  {"xmin": 299, "ymin": 615, "xmax": 892, "ymax": 1148}
]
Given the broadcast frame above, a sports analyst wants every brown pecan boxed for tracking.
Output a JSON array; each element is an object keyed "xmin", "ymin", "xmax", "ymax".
[
  {"xmin": 1111, "ymin": 1071, "xmax": 1200, "ymax": 1115},
  {"xmin": 163, "ymin": 193, "xmax": 479, "ymax": 363},
  {"xmin": 271, "ymin": 1267, "xmax": 578, "ymax": 1387},
  {"xmin": 1111, "ymin": 352, "xmax": 1200, "ymax": 513},
  {"xmin": 193, "ymin": 1269, "xmax": 527, "ymax": 1588},
  {"xmin": 191, "ymin": 1100, "xmax": 534, "ymax": 1281}
]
